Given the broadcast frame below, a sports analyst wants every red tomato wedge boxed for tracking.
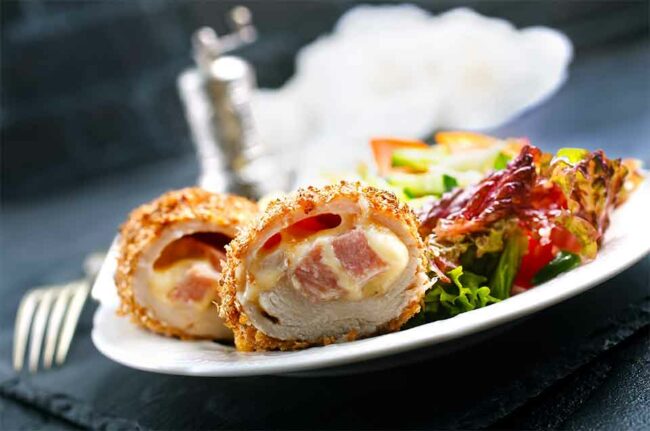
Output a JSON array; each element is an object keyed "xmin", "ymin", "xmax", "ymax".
[
  {"xmin": 514, "ymin": 224, "xmax": 583, "ymax": 289},
  {"xmin": 262, "ymin": 233, "xmax": 282, "ymax": 251},
  {"xmin": 285, "ymin": 213, "xmax": 342, "ymax": 239},
  {"xmin": 550, "ymin": 225, "xmax": 583, "ymax": 255},
  {"xmin": 514, "ymin": 232, "xmax": 555, "ymax": 289},
  {"xmin": 370, "ymin": 138, "xmax": 428, "ymax": 176}
]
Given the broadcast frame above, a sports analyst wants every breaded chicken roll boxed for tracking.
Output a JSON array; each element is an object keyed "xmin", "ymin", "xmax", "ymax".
[
  {"xmin": 219, "ymin": 182, "xmax": 428, "ymax": 351},
  {"xmin": 115, "ymin": 187, "xmax": 257, "ymax": 339}
]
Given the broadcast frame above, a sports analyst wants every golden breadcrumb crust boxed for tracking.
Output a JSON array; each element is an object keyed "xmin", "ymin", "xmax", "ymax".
[
  {"xmin": 219, "ymin": 181, "xmax": 427, "ymax": 351},
  {"xmin": 115, "ymin": 187, "xmax": 257, "ymax": 339}
]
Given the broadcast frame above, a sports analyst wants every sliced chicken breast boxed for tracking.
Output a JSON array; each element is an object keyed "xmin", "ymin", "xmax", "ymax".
[{"xmin": 219, "ymin": 182, "xmax": 428, "ymax": 351}]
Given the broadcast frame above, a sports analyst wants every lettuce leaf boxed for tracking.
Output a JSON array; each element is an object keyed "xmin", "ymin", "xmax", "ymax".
[
  {"xmin": 407, "ymin": 266, "xmax": 500, "ymax": 325},
  {"xmin": 493, "ymin": 151, "xmax": 511, "ymax": 170},
  {"xmin": 473, "ymin": 219, "xmax": 513, "ymax": 257},
  {"xmin": 554, "ymin": 213, "xmax": 599, "ymax": 260},
  {"xmin": 425, "ymin": 218, "xmax": 515, "ymax": 276},
  {"xmin": 554, "ymin": 148, "xmax": 589, "ymax": 165},
  {"xmin": 460, "ymin": 247, "xmax": 500, "ymax": 278},
  {"xmin": 546, "ymin": 150, "xmax": 627, "ymax": 240},
  {"xmin": 418, "ymin": 145, "xmax": 540, "ymax": 240},
  {"xmin": 489, "ymin": 230, "xmax": 528, "ymax": 299}
]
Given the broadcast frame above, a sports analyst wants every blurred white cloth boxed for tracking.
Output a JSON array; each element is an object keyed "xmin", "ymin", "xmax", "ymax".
[{"xmin": 250, "ymin": 5, "xmax": 573, "ymax": 186}]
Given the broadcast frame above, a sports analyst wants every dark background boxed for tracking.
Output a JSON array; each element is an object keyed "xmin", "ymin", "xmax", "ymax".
[
  {"xmin": 2, "ymin": 0, "xmax": 649, "ymax": 201},
  {"xmin": 1, "ymin": 1, "xmax": 649, "ymax": 429}
]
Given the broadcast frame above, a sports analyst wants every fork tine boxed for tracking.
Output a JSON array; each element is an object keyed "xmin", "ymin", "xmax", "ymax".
[
  {"xmin": 55, "ymin": 281, "xmax": 89, "ymax": 366},
  {"xmin": 43, "ymin": 286, "xmax": 73, "ymax": 369},
  {"xmin": 28, "ymin": 289, "xmax": 56, "ymax": 373},
  {"xmin": 13, "ymin": 290, "xmax": 40, "ymax": 371}
]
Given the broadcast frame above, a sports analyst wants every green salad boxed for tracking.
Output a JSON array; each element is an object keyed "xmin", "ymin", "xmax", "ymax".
[{"xmin": 363, "ymin": 132, "xmax": 643, "ymax": 325}]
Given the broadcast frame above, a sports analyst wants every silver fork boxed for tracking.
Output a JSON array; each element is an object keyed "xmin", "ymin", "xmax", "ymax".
[{"xmin": 13, "ymin": 252, "xmax": 105, "ymax": 373}]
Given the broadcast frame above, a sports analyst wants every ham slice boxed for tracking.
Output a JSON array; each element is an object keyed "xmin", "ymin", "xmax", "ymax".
[
  {"xmin": 332, "ymin": 229, "xmax": 386, "ymax": 281},
  {"xmin": 168, "ymin": 264, "xmax": 219, "ymax": 303},
  {"xmin": 293, "ymin": 246, "xmax": 344, "ymax": 302}
]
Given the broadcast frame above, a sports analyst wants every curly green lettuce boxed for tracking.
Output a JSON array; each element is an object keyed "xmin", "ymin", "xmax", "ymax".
[{"xmin": 407, "ymin": 266, "xmax": 500, "ymax": 326}]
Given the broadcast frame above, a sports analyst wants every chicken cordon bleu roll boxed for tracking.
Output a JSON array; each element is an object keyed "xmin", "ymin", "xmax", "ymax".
[
  {"xmin": 219, "ymin": 182, "xmax": 428, "ymax": 351},
  {"xmin": 115, "ymin": 187, "xmax": 257, "ymax": 339}
]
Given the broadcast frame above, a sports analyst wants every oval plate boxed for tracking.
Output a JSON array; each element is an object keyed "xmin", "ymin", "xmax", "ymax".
[{"xmin": 91, "ymin": 181, "xmax": 650, "ymax": 376}]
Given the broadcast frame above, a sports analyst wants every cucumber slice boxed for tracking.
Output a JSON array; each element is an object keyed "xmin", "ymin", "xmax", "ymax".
[
  {"xmin": 391, "ymin": 147, "xmax": 447, "ymax": 170},
  {"xmin": 387, "ymin": 172, "xmax": 448, "ymax": 197},
  {"xmin": 387, "ymin": 169, "xmax": 484, "ymax": 198},
  {"xmin": 440, "ymin": 145, "xmax": 504, "ymax": 172}
]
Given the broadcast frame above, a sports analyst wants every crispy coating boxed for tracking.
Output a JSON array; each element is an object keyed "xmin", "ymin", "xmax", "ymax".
[
  {"xmin": 115, "ymin": 187, "xmax": 257, "ymax": 339},
  {"xmin": 219, "ymin": 181, "xmax": 427, "ymax": 351}
]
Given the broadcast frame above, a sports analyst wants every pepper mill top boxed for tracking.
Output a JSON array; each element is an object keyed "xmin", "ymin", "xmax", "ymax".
[{"xmin": 179, "ymin": 6, "xmax": 286, "ymax": 199}]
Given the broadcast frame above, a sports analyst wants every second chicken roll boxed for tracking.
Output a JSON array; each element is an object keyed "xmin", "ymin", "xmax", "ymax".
[{"xmin": 219, "ymin": 181, "xmax": 429, "ymax": 351}]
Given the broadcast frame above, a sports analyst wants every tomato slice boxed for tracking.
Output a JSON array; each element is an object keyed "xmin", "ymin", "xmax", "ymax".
[
  {"xmin": 262, "ymin": 233, "xmax": 282, "ymax": 251},
  {"xmin": 285, "ymin": 213, "xmax": 342, "ymax": 239},
  {"xmin": 550, "ymin": 225, "xmax": 582, "ymax": 254},
  {"xmin": 514, "ymin": 232, "xmax": 554, "ymax": 289},
  {"xmin": 514, "ymin": 222, "xmax": 585, "ymax": 288}
]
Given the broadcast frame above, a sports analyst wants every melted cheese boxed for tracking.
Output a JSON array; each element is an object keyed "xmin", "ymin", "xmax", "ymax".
[
  {"xmin": 244, "ymin": 250, "xmax": 287, "ymax": 303},
  {"xmin": 361, "ymin": 225, "xmax": 409, "ymax": 297},
  {"xmin": 247, "ymin": 223, "xmax": 409, "ymax": 302},
  {"xmin": 148, "ymin": 259, "xmax": 218, "ymax": 310}
]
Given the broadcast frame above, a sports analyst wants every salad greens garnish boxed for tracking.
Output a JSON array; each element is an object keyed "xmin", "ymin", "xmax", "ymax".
[
  {"xmin": 363, "ymin": 132, "xmax": 642, "ymax": 326},
  {"xmin": 488, "ymin": 230, "xmax": 528, "ymax": 300},
  {"xmin": 442, "ymin": 174, "xmax": 458, "ymax": 193},
  {"xmin": 493, "ymin": 151, "xmax": 511, "ymax": 170},
  {"xmin": 554, "ymin": 147, "xmax": 588, "ymax": 165},
  {"xmin": 407, "ymin": 266, "xmax": 500, "ymax": 325}
]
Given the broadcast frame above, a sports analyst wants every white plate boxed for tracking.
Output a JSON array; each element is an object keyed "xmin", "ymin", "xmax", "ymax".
[{"xmin": 91, "ymin": 181, "xmax": 650, "ymax": 376}]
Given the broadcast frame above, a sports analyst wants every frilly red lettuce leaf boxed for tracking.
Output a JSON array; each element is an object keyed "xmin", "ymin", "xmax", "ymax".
[
  {"xmin": 545, "ymin": 150, "xmax": 628, "ymax": 242},
  {"xmin": 419, "ymin": 144, "xmax": 639, "ymax": 264},
  {"xmin": 417, "ymin": 145, "xmax": 541, "ymax": 240}
]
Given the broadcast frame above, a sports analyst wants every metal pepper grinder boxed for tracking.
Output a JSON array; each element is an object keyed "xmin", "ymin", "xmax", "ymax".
[{"xmin": 178, "ymin": 6, "xmax": 278, "ymax": 199}]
